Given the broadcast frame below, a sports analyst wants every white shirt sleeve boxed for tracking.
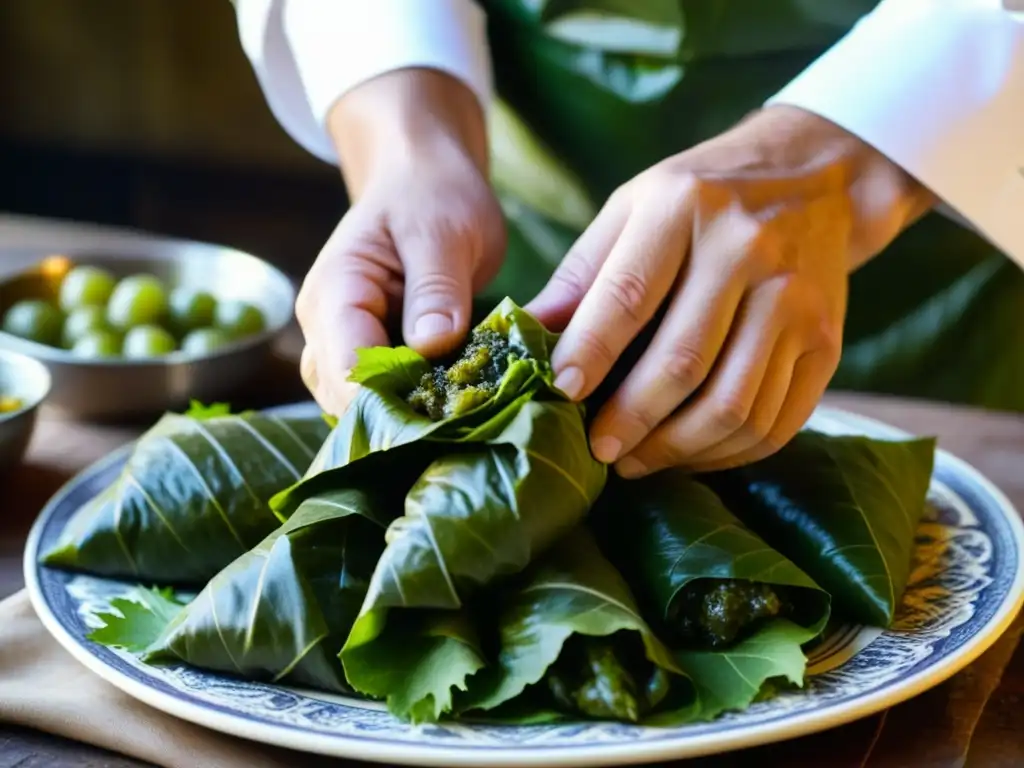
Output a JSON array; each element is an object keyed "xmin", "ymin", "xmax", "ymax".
[
  {"xmin": 233, "ymin": 0, "xmax": 493, "ymax": 165},
  {"xmin": 767, "ymin": 0, "xmax": 1024, "ymax": 267}
]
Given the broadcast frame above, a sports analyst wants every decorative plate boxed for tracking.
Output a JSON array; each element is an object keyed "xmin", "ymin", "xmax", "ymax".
[{"xmin": 24, "ymin": 404, "xmax": 1024, "ymax": 767}]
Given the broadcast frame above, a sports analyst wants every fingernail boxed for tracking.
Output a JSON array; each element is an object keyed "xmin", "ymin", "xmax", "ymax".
[
  {"xmin": 591, "ymin": 435, "xmax": 622, "ymax": 464},
  {"xmin": 554, "ymin": 366, "xmax": 585, "ymax": 400},
  {"xmin": 413, "ymin": 313, "xmax": 454, "ymax": 341},
  {"xmin": 616, "ymin": 456, "xmax": 648, "ymax": 479}
]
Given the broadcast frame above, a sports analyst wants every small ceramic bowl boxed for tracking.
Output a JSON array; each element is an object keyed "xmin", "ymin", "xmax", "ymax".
[{"xmin": 0, "ymin": 348, "xmax": 52, "ymax": 472}]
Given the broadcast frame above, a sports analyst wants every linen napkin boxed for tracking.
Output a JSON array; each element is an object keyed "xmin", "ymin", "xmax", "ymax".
[{"xmin": 0, "ymin": 590, "xmax": 350, "ymax": 768}]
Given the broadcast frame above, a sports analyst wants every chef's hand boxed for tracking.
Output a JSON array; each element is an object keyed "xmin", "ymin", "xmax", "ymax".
[
  {"xmin": 296, "ymin": 69, "xmax": 505, "ymax": 416},
  {"xmin": 527, "ymin": 106, "xmax": 935, "ymax": 477}
]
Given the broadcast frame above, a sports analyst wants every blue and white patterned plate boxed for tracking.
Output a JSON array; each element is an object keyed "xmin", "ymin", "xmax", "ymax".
[{"xmin": 24, "ymin": 404, "xmax": 1024, "ymax": 767}]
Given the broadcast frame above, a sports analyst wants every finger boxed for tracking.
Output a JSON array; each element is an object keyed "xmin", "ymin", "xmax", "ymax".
[
  {"xmin": 396, "ymin": 219, "xmax": 476, "ymax": 358},
  {"xmin": 615, "ymin": 280, "xmax": 788, "ymax": 477},
  {"xmin": 587, "ymin": 211, "xmax": 761, "ymax": 463},
  {"xmin": 689, "ymin": 346, "xmax": 838, "ymax": 472},
  {"xmin": 305, "ymin": 294, "xmax": 389, "ymax": 417},
  {"xmin": 525, "ymin": 195, "xmax": 630, "ymax": 331},
  {"xmin": 300, "ymin": 343, "xmax": 349, "ymax": 417},
  {"xmin": 551, "ymin": 191, "xmax": 694, "ymax": 401},
  {"xmin": 296, "ymin": 216, "xmax": 395, "ymax": 416},
  {"xmin": 683, "ymin": 334, "xmax": 801, "ymax": 467},
  {"xmin": 300, "ymin": 343, "xmax": 320, "ymax": 400}
]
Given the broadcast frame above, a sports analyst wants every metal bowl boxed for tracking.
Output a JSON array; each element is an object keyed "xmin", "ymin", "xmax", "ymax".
[
  {"xmin": 0, "ymin": 348, "xmax": 52, "ymax": 471},
  {"xmin": 0, "ymin": 238, "xmax": 296, "ymax": 421}
]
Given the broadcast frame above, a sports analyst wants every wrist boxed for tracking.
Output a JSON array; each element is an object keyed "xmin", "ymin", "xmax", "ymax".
[
  {"xmin": 326, "ymin": 68, "xmax": 489, "ymax": 198},
  {"xmin": 745, "ymin": 106, "xmax": 937, "ymax": 264},
  {"xmin": 767, "ymin": 105, "xmax": 934, "ymax": 197}
]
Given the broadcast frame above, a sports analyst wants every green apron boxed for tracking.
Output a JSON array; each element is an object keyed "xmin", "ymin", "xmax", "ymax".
[{"xmin": 478, "ymin": 0, "xmax": 1024, "ymax": 411}]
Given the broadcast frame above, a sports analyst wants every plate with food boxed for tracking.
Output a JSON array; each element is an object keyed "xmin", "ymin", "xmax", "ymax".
[{"xmin": 25, "ymin": 299, "xmax": 1024, "ymax": 766}]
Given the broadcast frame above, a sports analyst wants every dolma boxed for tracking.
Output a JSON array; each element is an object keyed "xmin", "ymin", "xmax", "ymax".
[
  {"xmin": 707, "ymin": 431, "xmax": 936, "ymax": 626},
  {"xmin": 458, "ymin": 526, "xmax": 694, "ymax": 723},
  {"xmin": 595, "ymin": 471, "xmax": 831, "ymax": 721},
  {"xmin": 42, "ymin": 409, "xmax": 331, "ymax": 584},
  {"xmin": 145, "ymin": 480, "xmax": 403, "ymax": 692}
]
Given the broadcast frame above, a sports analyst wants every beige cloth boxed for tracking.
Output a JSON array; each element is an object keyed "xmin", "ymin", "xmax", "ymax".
[{"xmin": 0, "ymin": 590, "xmax": 347, "ymax": 768}]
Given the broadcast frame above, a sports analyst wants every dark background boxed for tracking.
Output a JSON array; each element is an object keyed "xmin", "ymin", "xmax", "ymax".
[{"xmin": 0, "ymin": 0, "xmax": 346, "ymax": 279}]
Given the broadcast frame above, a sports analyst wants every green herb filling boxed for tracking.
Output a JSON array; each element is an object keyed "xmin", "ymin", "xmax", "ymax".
[
  {"xmin": 671, "ymin": 579, "xmax": 786, "ymax": 648},
  {"xmin": 546, "ymin": 634, "xmax": 669, "ymax": 722},
  {"xmin": 407, "ymin": 327, "xmax": 518, "ymax": 420}
]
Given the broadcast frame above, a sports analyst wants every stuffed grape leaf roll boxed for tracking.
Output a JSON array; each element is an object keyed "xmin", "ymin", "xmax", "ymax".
[
  {"xmin": 707, "ymin": 432, "xmax": 936, "ymax": 627},
  {"xmin": 595, "ymin": 471, "xmax": 831, "ymax": 721},
  {"xmin": 42, "ymin": 409, "xmax": 330, "ymax": 584}
]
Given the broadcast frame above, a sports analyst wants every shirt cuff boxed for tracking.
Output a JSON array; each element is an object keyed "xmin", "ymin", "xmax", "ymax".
[
  {"xmin": 767, "ymin": 0, "xmax": 1024, "ymax": 267},
  {"xmin": 234, "ymin": 0, "xmax": 493, "ymax": 165}
]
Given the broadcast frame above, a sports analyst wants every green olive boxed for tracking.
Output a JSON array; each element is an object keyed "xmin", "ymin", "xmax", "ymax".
[
  {"xmin": 106, "ymin": 275, "xmax": 168, "ymax": 330},
  {"xmin": 58, "ymin": 265, "xmax": 116, "ymax": 311},
  {"xmin": 122, "ymin": 325, "xmax": 177, "ymax": 359},
  {"xmin": 71, "ymin": 330, "xmax": 122, "ymax": 359},
  {"xmin": 2, "ymin": 300, "xmax": 64, "ymax": 346},
  {"xmin": 168, "ymin": 287, "xmax": 217, "ymax": 335},
  {"xmin": 62, "ymin": 305, "xmax": 110, "ymax": 348},
  {"xmin": 215, "ymin": 300, "xmax": 265, "ymax": 339},
  {"xmin": 180, "ymin": 327, "xmax": 231, "ymax": 356}
]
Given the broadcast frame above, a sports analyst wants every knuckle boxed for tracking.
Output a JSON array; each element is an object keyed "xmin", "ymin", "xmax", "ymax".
[
  {"xmin": 759, "ymin": 430, "xmax": 788, "ymax": 457},
  {"xmin": 607, "ymin": 181, "xmax": 633, "ymax": 207},
  {"xmin": 395, "ymin": 208, "xmax": 477, "ymax": 254},
  {"xmin": 710, "ymin": 395, "xmax": 751, "ymax": 433},
  {"xmin": 574, "ymin": 327, "xmax": 618, "ymax": 370},
  {"xmin": 814, "ymin": 319, "xmax": 844, "ymax": 365},
  {"xmin": 773, "ymin": 281, "xmax": 844, "ymax": 361},
  {"xmin": 744, "ymin": 225, "xmax": 783, "ymax": 277},
  {"xmin": 741, "ymin": 411, "xmax": 775, "ymax": 444},
  {"xmin": 441, "ymin": 212, "xmax": 480, "ymax": 246},
  {"xmin": 642, "ymin": 436, "xmax": 686, "ymax": 470},
  {"xmin": 662, "ymin": 344, "xmax": 709, "ymax": 393},
  {"xmin": 602, "ymin": 270, "xmax": 650, "ymax": 325},
  {"xmin": 615, "ymin": 401, "xmax": 662, "ymax": 435},
  {"xmin": 760, "ymin": 273, "xmax": 816, "ymax": 324},
  {"xmin": 406, "ymin": 270, "xmax": 465, "ymax": 308},
  {"xmin": 550, "ymin": 253, "xmax": 594, "ymax": 302},
  {"xmin": 765, "ymin": 272, "xmax": 803, "ymax": 309},
  {"xmin": 759, "ymin": 425, "xmax": 795, "ymax": 459},
  {"xmin": 648, "ymin": 168, "xmax": 699, "ymax": 210},
  {"xmin": 813, "ymin": 305, "xmax": 845, "ymax": 357},
  {"xmin": 408, "ymin": 269, "xmax": 462, "ymax": 295}
]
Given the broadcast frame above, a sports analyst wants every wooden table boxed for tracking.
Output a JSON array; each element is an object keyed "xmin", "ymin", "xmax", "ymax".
[{"xmin": 3, "ymin": 393, "xmax": 1024, "ymax": 767}]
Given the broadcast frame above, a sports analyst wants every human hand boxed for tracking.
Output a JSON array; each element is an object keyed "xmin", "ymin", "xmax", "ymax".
[
  {"xmin": 527, "ymin": 105, "xmax": 935, "ymax": 476},
  {"xmin": 296, "ymin": 69, "xmax": 505, "ymax": 416}
]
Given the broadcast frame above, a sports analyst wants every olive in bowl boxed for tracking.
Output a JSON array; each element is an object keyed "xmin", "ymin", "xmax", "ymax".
[
  {"xmin": 0, "ymin": 243, "xmax": 294, "ymax": 421},
  {"xmin": 1, "ymin": 264, "xmax": 269, "ymax": 362}
]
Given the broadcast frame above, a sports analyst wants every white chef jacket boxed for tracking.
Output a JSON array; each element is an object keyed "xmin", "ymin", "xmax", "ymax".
[{"xmin": 233, "ymin": 0, "xmax": 1024, "ymax": 265}]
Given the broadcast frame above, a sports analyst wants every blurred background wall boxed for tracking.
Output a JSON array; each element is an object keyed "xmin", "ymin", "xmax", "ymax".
[{"xmin": 0, "ymin": 0, "xmax": 346, "ymax": 278}]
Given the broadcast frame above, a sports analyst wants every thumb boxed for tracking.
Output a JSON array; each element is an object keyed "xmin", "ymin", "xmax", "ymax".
[{"xmin": 398, "ymin": 225, "xmax": 474, "ymax": 358}]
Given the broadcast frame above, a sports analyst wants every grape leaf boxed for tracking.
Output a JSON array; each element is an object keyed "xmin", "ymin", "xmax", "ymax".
[
  {"xmin": 665, "ymin": 619, "xmax": 818, "ymax": 723},
  {"xmin": 182, "ymin": 400, "xmax": 233, "ymax": 420},
  {"xmin": 87, "ymin": 587, "xmax": 184, "ymax": 653},
  {"xmin": 341, "ymin": 611, "xmax": 486, "ymax": 723}
]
